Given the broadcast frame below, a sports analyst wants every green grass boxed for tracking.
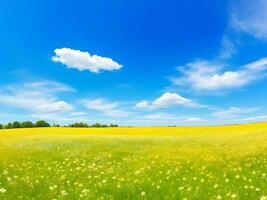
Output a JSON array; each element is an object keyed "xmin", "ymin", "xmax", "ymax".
[{"xmin": 1, "ymin": 123, "xmax": 267, "ymax": 199}]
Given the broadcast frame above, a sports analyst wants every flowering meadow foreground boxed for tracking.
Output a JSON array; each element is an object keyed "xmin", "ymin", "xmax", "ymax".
[{"xmin": 1, "ymin": 123, "xmax": 267, "ymax": 199}]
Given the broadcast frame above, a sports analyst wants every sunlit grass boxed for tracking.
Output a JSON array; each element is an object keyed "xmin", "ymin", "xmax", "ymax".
[{"xmin": 1, "ymin": 122, "xmax": 267, "ymax": 199}]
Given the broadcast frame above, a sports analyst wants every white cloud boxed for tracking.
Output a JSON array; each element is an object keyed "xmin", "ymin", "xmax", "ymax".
[
  {"xmin": 52, "ymin": 48, "xmax": 122, "ymax": 73},
  {"xmin": 244, "ymin": 57, "xmax": 267, "ymax": 71},
  {"xmin": 0, "ymin": 81, "xmax": 94, "ymax": 123},
  {"xmin": 24, "ymin": 81, "xmax": 75, "ymax": 93},
  {"xmin": 171, "ymin": 57, "xmax": 267, "ymax": 92},
  {"xmin": 0, "ymin": 81, "xmax": 74, "ymax": 114},
  {"xmin": 103, "ymin": 110, "xmax": 131, "ymax": 118},
  {"xmin": 241, "ymin": 115, "xmax": 267, "ymax": 121},
  {"xmin": 135, "ymin": 92, "xmax": 203, "ymax": 109},
  {"xmin": 217, "ymin": 0, "xmax": 267, "ymax": 60},
  {"xmin": 231, "ymin": 0, "xmax": 267, "ymax": 41},
  {"xmin": 82, "ymin": 99, "xmax": 118, "ymax": 111},
  {"xmin": 37, "ymin": 101, "xmax": 72, "ymax": 113},
  {"xmin": 169, "ymin": 1, "xmax": 267, "ymax": 94},
  {"xmin": 153, "ymin": 92, "xmax": 193, "ymax": 107},
  {"xmin": 135, "ymin": 100, "xmax": 151, "ymax": 109},
  {"xmin": 135, "ymin": 92, "xmax": 200, "ymax": 109},
  {"xmin": 219, "ymin": 36, "xmax": 236, "ymax": 60},
  {"xmin": 69, "ymin": 112, "xmax": 87, "ymax": 116},
  {"xmin": 213, "ymin": 107, "xmax": 259, "ymax": 119},
  {"xmin": 184, "ymin": 117, "xmax": 204, "ymax": 122},
  {"xmin": 143, "ymin": 113, "xmax": 204, "ymax": 123},
  {"xmin": 129, "ymin": 113, "xmax": 206, "ymax": 126},
  {"xmin": 81, "ymin": 98, "xmax": 130, "ymax": 117}
]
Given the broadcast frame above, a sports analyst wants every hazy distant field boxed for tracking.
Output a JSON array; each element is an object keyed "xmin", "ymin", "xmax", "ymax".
[{"xmin": 1, "ymin": 123, "xmax": 267, "ymax": 199}]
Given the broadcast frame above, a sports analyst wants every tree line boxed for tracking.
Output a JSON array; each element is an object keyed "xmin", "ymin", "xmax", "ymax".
[{"xmin": 0, "ymin": 120, "xmax": 118, "ymax": 129}]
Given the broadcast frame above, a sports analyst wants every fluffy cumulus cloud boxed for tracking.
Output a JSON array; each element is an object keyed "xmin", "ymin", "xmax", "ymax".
[
  {"xmin": 171, "ymin": 57, "xmax": 267, "ymax": 92},
  {"xmin": 135, "ymin": 92, "xmax": 201, "ymax": 109},
  {"xmin": 52, "ymin": 48, "xmax": 122, "ymax": 73},
  {"xmin": 0, "ymin": 81, "xmax": 73, "ymax": 113},
  {"xmin": 81, "ymin": 98, "xmax": 131, "ymax": 117},
  {"xmin": 0, "ymin": 80, "xmax": 88, "ymax": 123},
  {"xmin": 153, "ymin": 92, "xmax": 192, "ymax": 107},
  {"xmin": 231, "ymin": 0, "xmax": 267, "ymax": 41}
]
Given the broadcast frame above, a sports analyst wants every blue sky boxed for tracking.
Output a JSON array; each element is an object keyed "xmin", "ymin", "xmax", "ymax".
[{"xmin": 1, "ymin": 0, "xmax": 267, "ymax": 126}]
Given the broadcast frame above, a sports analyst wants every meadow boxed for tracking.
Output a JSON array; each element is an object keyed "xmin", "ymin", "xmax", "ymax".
[{"xmin": 1, "ymin": 123, "xmax": 267, "ymax": 200}]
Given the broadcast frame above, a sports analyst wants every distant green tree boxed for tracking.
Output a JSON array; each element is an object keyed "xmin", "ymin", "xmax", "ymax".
[
  {"xmin": 91, "ymin": 123, "xmax": 101, "ymax": 128},
  {"xmin": 35, "ymin": 120, "xmax": 50, "ymax": 127},
  {"xmin": 5, "ymin": 122, "xmax": 13, "ymax": 129},
  {"xmin": 91, "ymin": 123, "xmax": 112, "ymax": 128},
  {"xmin": 110, "ymin": 124, "xmax": 118, "ymax": 127},
  {"xmin": 12, "ymin": 121, "xmax": 21, "ymax": 128},
  {"xmin": 69, "ymin": 122, "xmax": 89, "ymax": 128},
  {"xmin": 52, "ymin": 124, "xmax": 60, "ymax": 127},
  {"xmin": 0, "ymin": 124, "xmax": 3, "ymax": 129},
  {"xmin": 20, "ymin": 121, "xmax": 35, "ymax": 128}
]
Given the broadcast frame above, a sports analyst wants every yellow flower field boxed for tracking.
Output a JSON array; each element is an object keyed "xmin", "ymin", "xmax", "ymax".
[{"xmin": 1, "ymin": 122, "xmax": 267, "ymax": 199}]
